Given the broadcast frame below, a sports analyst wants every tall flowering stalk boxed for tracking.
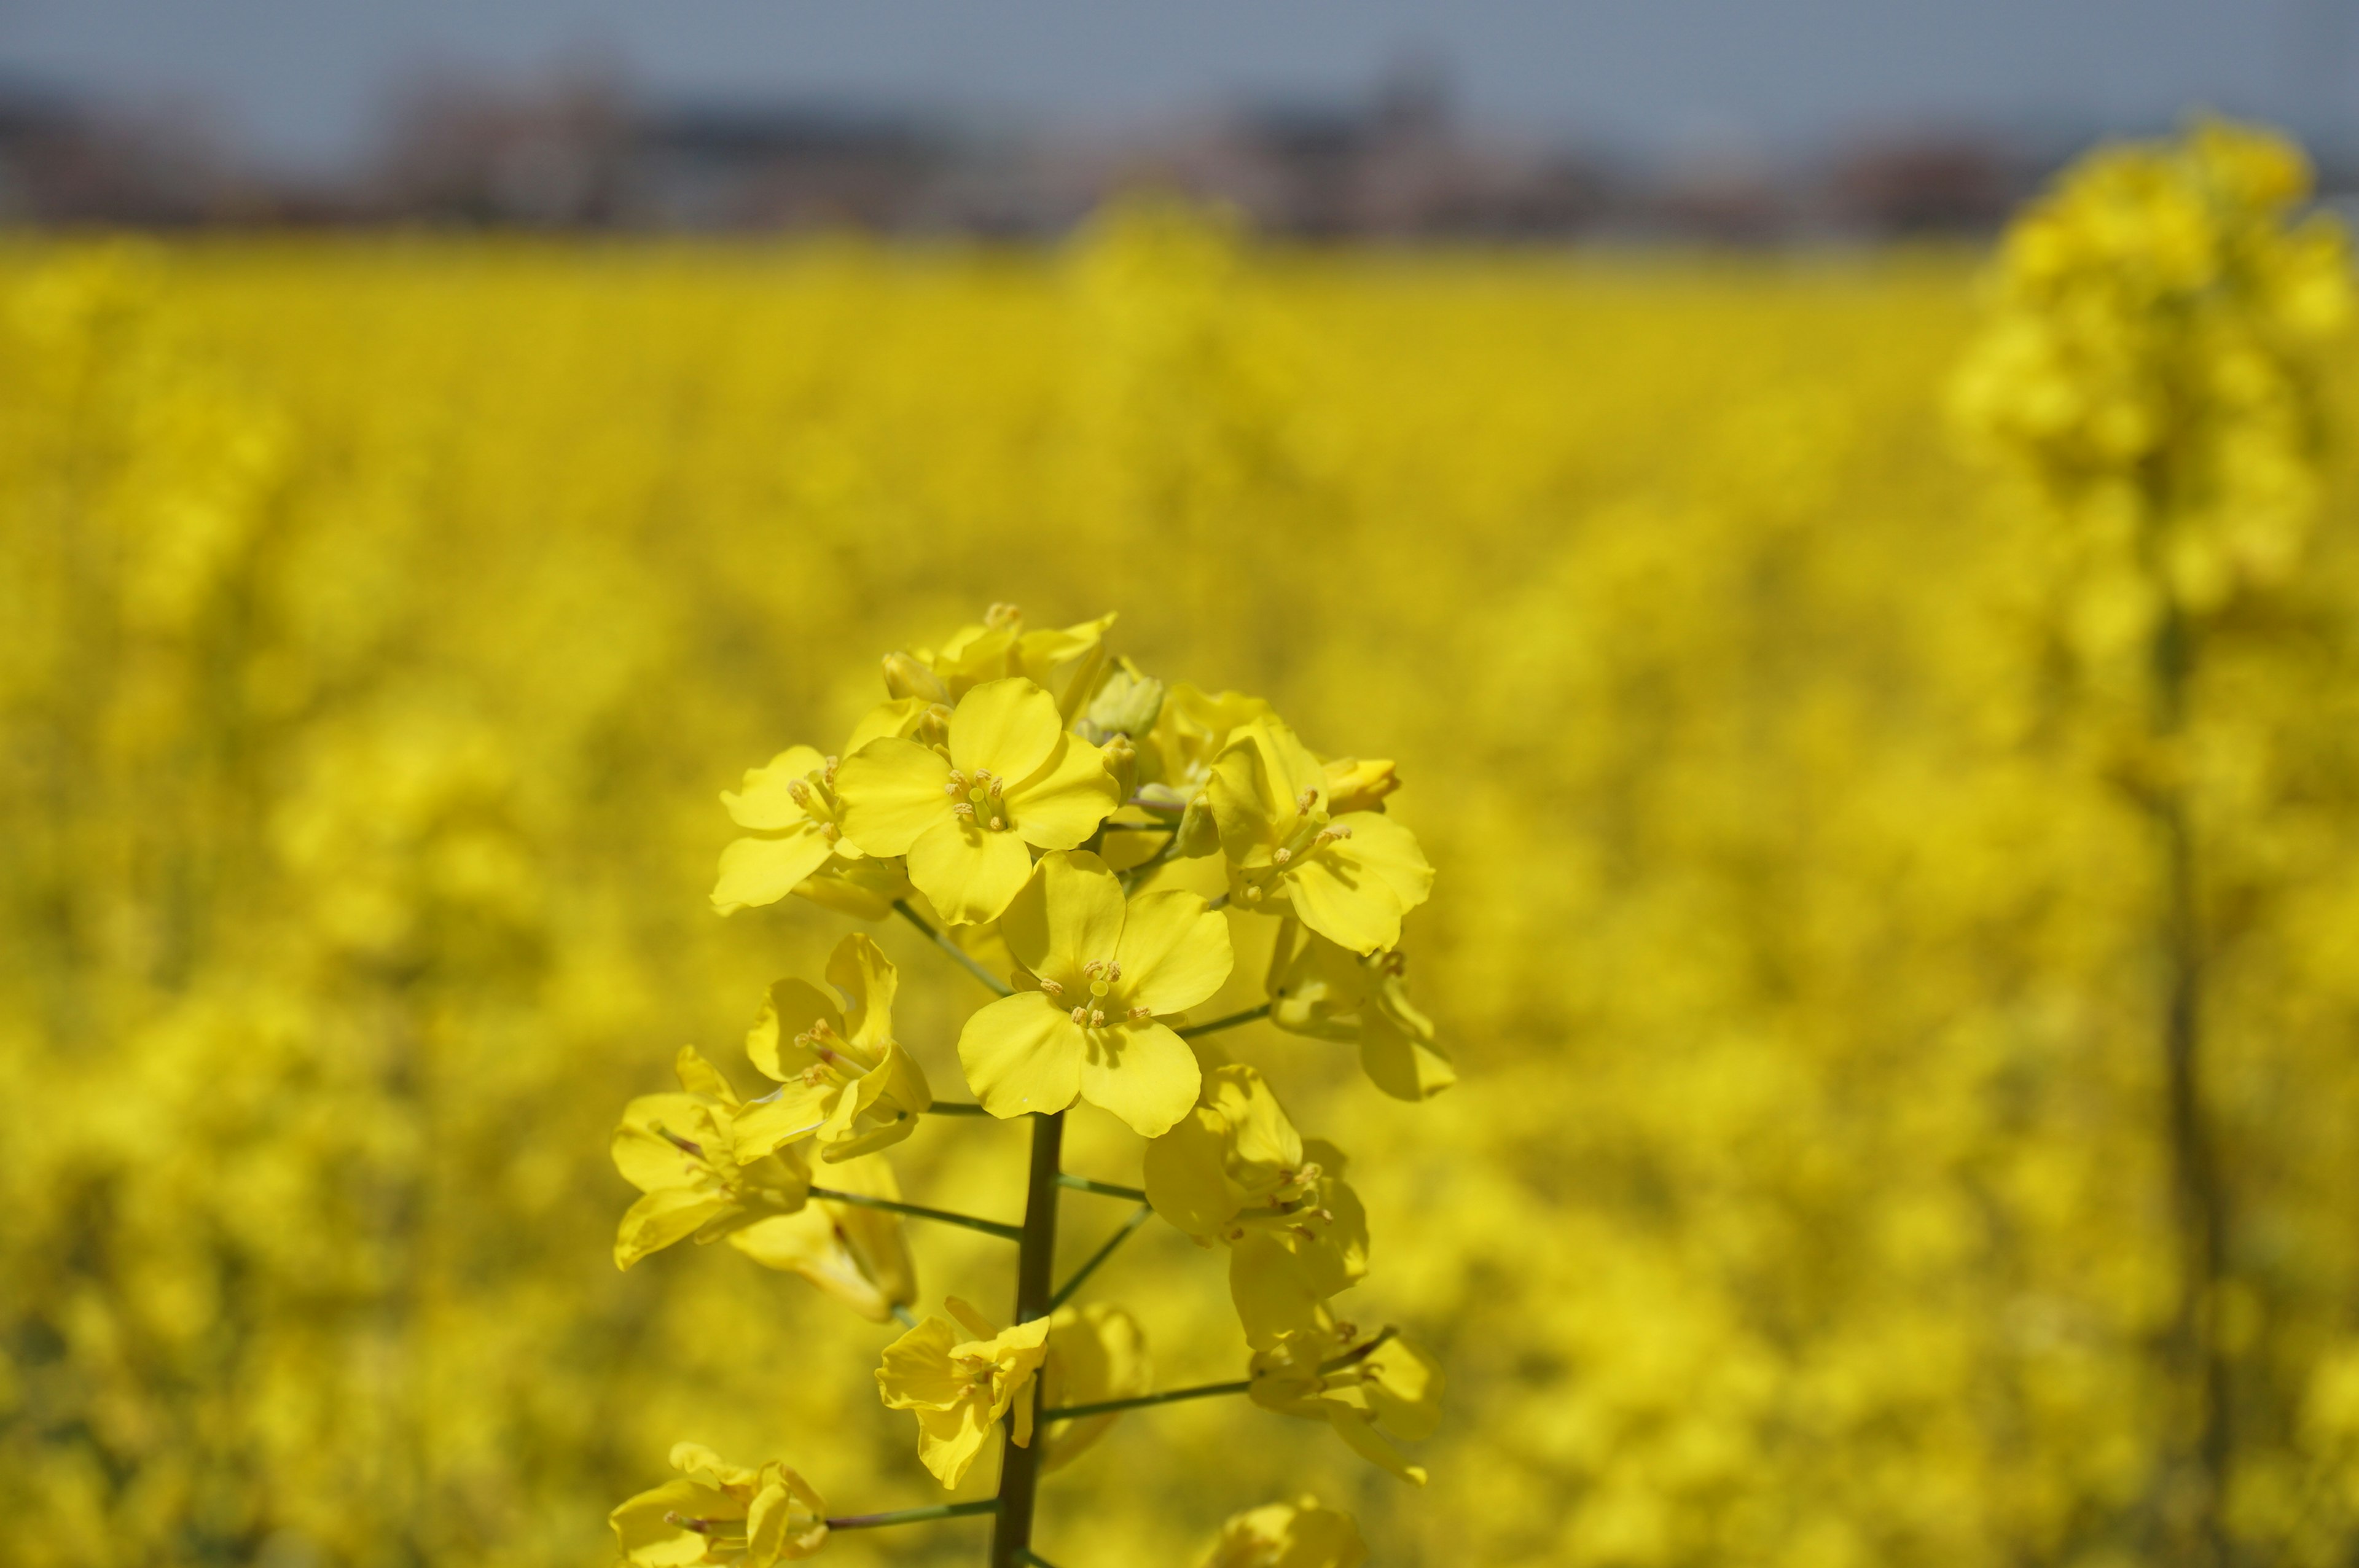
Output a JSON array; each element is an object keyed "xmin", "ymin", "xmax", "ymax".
[
  {"xmin": 1954, "ymin": 119, "xmax": 2353, "ymax": 1566},
  {"xmin": 605, "ymin": 604, "xmax": 1449, "ymax": 1567}
]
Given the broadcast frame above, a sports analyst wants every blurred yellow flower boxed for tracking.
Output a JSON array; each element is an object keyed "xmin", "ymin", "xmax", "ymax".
[
  {"xmin": 835, "ymin": 676, "xmax": 1119, "ymax": 924},
  {"xmin": 1201, "ymin": 1496, "xmax": 1367, "ymax": 1568},
  {"xmin": 611, "ymin": 1047, "xmax": 812, "ymax": 1270},
  {"xmin": 730, "ymin": 934, "xmax": 932, "ymax": 1166},
  {"xmin": 884, "ymin": 602, "xmax": 1116, "ymax": 719},
  {"xmin": 1144, "ymin": 1063, "xmax": 1368, "ymax": 1334},
  {"xmin": 608, "ymin": 1442, "xmax": 828, "ymax": 1565},
  {"xmin": 1266, "ymin": 919, "xmax": 1454, "ymax": 1101},
  {"xmin": 1206, "ymin": 716, "xmax": 1432, "ymax": 953},
  {"xmin": 1038, "ymin": 1301, "xmax": 1153, "ymax": 1475},
  {"xmin": 957, "ymin": 850, "xmax": 1230, "ymax": 1134},
  {"xmin": 1249, "ymin": 1327, "xmax": 1442, "ymax": 1486},
  {"xmin": 726, "ymin": 1152, "xmax": 918, "ymax": 1324},
  {"xmin": 875, "ymin": 1297, "xmax": 1054, "ymax": 1488}
]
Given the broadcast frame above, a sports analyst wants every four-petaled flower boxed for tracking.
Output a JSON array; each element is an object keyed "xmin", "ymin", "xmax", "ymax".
[
  {"xmin": 726, "ymin": 1150, "xmax": 918, "ymax": 1324},
  {"xmin": 1248, "ymin": 1326, "xmax": 1442, "ymax": 1487},
  {"xmin": 608, "ymin": 1442, "xmax": 829, "ymax": 1565},
  {"xmin": 1266, "ymin": 919, "xmax": 1455, "ymax": 1101},
  {"xmin": 1144, "ymin": 1063, "xmax": 1369, "ymax": 1338},
  {"xmin": 1206, "ymin": 717, "xmax": 1433, "ymax": 954},
  {"xmin": 611, "ymin": 1047, "xmax": 811, "ymax": 1270},
  {"xmin": 1202, "ymin": 1496, "xmax": 1368, "ymax": 1568},
  {"xmin": 711, "ymin": 701, "xmax": 933, "ymax": 918},
  {"xmin": 883, "ymin": 603, "xmax": 1116, "ymax": 720},
  {"xmin": 731, "ymin": 934, "xmax": 933, "ymax": 1166},
  {"xmin": 958, "ymin": 850, "xmax": 1232, "ymax": 1136},
  {"xmin": 875, "ymin": 1297, "xmax": 1054, "ymax": 1488},
  {"xmin": 835, "ymin": 677, "xmax": 1121, "ymax": 924}
]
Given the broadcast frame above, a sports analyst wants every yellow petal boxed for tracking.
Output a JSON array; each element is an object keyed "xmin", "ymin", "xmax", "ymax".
[
  {"xmin": 729, "ymin": 1088, "xmax": 835, "ymax": 1163},
  {"xmin": 944, "ymin": 1295, "xmax": 1001, "ymax": 1340},
  {"xmin": 612, "ymin": 1094, "xmax": 725, "ymax": 1192},
  {"xmin": 1326, "ymin": 1409, "xmax": 1428, "ymax": 1486},
  {"xmin": 877, "ymin": 1316, "xmax": 966, "ymax": 1409},
  {"xmin": 835, "ymin": 738, "xmax": 951, "ymax": 856},
  {"xmin": 1282, "ymin": 856, "xmax": 1405, "ymax": 956},
  {"xmin": 672, "ymin": 1044, "xmax": 737, "ymax": 1104},
  {"xmin": 947, "ymin": 676, "xmax": 1062, "ymax": 782},
  {"xmin": 913, "ymin": 1402, "xmax": 997, "ymax": 1488},
  {"xmin": 614, "ymin": 1187, "xmax": 735, "ymax": 1270},
  {"xmin": 711, "ymin": 829, "xmax": 836, "ymax": 916},
  {"xmin": 1113, "ymin": 889, "xmax": 1233, "ymax": 1016},
  {"xmin": 746, "ymin": 978, "xmax": 850, "ymax": 1080},
  {"xmin": 611, "ymin": 1477, "xmax": 736, "ymax": 1566},
  {"xmin": 846, "ymin": 695, "xmax": 936, "ymax": 753},
  {"xmin": 907, "ymin": 815, "xmax": 1036, "ymax": 925},
  {"xmin": 1079, "ymin": 1021, "xmax": 1202, "ymax": 1138},
  {"xmin": 1361, "ymin": 1334, "xmax": 1444, "ymax": 1441},
  {"xmin": 1006, "ymin": 735, "xmax": 1120, "ymax": 849},
  {"xmin": 1229, "ymin": 1231, "xmax": 1332, "ymax": 1348},
  {"xmin": 827, "ymin": 932, "xmax": 899, "ymax": 1054},
  {"xmin": 1143, "ymin": 1105, "xmax": 1240, "ymax": 1238},
  {"xmin": 721, "ymin": 746, "xmax": 826, "ymax": 830},
  {"xmin": 1039, "ymin": 1302, "xmax": 1152, "ymax": 1475},
  {"xmin": 727, "ymin": 1209, "xmax": 894, "ymax": 1322},
  {"xmin": 958, "ymin": 993, "xmax": 1084, "ymax": 1119},
  {"xmin": 1329, "ymin": 811, "xmax": 1433, "ymax": 914},
  {"xmin": 1001, "ymin": 851, "xmax": 1125, "ymax": 988}
]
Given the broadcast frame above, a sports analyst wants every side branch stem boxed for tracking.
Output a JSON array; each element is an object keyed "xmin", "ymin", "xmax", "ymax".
[
  {"xmin": 808, "ymin": 1186, "xmax": 1022, "ymax": 1243},
  {"xmin": 1055, "ymin": 1174, "xmax": 1147, "ymax": 1202},
  {"xmin": 825, "ymin": 1499, "xmax": 998, "ymax": 1531},
  {"xmin": 1049, "ymin": 1204, "xmax": 1153, "ymax": 1311},
  {"xmin": 1042, "ymin": 1379, "xmax": 1252, "ymax": 1422},
  {"xmin": 893, "ymin": 900, "xmax": 1014, "ymax": 997},
  {"xmin": 1178, "ymin": 1002, "xmax": 1270, "ymax": 1040}
]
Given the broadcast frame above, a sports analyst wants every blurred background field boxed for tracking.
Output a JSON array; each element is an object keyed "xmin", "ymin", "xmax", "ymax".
[{"xmin": 8, "ymin": 198, "xmax": 2359, "ymax": 1568}]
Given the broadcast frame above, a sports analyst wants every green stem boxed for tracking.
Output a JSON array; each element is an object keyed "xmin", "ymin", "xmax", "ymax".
[
  {"xmin": 990, "ymin": 1112, "xmax": 1064, "ymax": 1568},
  {"xmin": 1178, "ymin": 1002, "xmax": 1269, "ymax": 1040},
  {"xmin": 1321, "ymin": 1325, "xmax": 1397, "ymax": 1373},
  {"xmin": 808, "ymin": 1186, "xmax": 1023, "ymax": 1243},
  {"xmin": 1042, "ymin": 1379, "xmax": 1252, "ymax": 1422},
  {"xmin": 893, "ymin": 900, "xmax": 1014, "ymax": 997},
  {"xmin": 924, "ymin": 1100, "xmax": 993, "ymax": 1116},
  {"xmin": 825, "ymin": 1499, "xmax": 999, "ymax": 1531},
  {"xmin": 891, "ymin": 1303, "xmax": 919, "ymax": 1329},
  {"xmin": 1055, "ymin": 1174, "xmax": 1147, "ymax": 1202},
  {"xmin": 1049, "ymin": 1204, "xmax": 1152, "ymax": 1311},
  {"xmin": 1017, "ymin": 1550, "xmax": 1063, "ymax": 1568}
]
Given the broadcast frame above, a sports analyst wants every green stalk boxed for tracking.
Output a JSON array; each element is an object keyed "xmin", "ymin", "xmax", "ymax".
[
  {"xmin": 1049, "ymin": 1204, "xmax": 1153, "ymax": 1311},
  {"xmin": 1177, "ymin": 1002, "xmax": 1270, "ymax": 1040},
  {"xmin": 1054, "ymin": 1174, "xmax": 1147, "ymax": 1202},
  {"xmin": 1042, "ymin": 1379, "xmax": 1253, "ymax": 1422},
  {"xmin": 824, "ymin": 1499, "xmax": 998, "ymax": 1531},
  {"xmin": 989, "ymin": 1112, "xmax": 1064, "ymax": 1568},
  {"xmin": 893, "ymin": 900, "xmax": 1014, "ymax": 997},
  {"xmin": 808, "ymin": 1185, "xmax": 1022, "ymax": 1243}
]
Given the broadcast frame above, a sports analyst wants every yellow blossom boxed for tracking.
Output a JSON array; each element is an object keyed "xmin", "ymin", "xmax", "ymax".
[
  {"xmin": 710, "ymin": 701, "xmax": 932, "ymax": 917},
  {"xmin": 608, "ymin": 1442, "xmax": 828, "ymax": 1565},
  {"xmin": 1249, "ymin": 1326, "xmax": 1442, "ymax": 1486},
  {"xmin": 957, "ymin": 850, "xmax": 1230, "ymax": 1135},
  {"xmin": 1201, "ymin": 1496, "xmax": 1368, "ymax": 1568},
  {"xmin": 726, "ymin": 1151, "xmax": 918, "ymax": 1323},
  {"xmin": 1143, "ymin": 1064, "xmax": 1368, "ymax": 1333},
  {"xmin": 883, "ymin": 603, "xmax": 1116, "ymax": 720},
  {"xmin": 1038, "ymin": 1301, "xmax": 1152, "ymax": 1474},
  {"xmin": 875, "ymin": 1297, "xmax": 1054, "ymax": 1488},
  {"xmin": 730, "ymin": 935, "xmax": 931, "ymax": 1165},
  {"xmin": 1319, "ymin": 757, "xmax": 1399, "ymax": 814},
  {"xmin": 1266, "ymin": 918, "xmax": 1454, "ymax": 1101},
  {"xmin": 1206, "ymin": 716, "xmax": 1433, "ymax": 953},
  {"xmin": 611, "ymin": 1047, "xmax": 811, "ymax": 1270},
  {"xmin": 835, "ymin": 677, "xmax": 1120, "ymax": 924}
]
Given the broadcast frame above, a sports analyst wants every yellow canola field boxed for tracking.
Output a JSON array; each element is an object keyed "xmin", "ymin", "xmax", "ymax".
[{"xmin": 7, "ymin": 209, "xmax": 2359, "ymax": 1568}]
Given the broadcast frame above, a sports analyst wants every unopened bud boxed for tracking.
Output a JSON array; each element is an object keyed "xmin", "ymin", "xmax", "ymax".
[
  {"xmin": 882, "ymin": 651, "xmax": 951, "ymax": 705},
  {"xmin": 1078, "ymin": 661, "xmax": 1165, "ymax": 744}
]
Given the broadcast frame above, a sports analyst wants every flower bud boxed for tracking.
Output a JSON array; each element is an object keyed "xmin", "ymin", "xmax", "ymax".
[
  {"xmin": 882, "ymin": 652, "xmax": 950, "ymax": 705},
  {"xmin": 1078, "ymin": 661, "xmax": 1166, "ymax": 743},
  {"xmin": 1322, "ymin": 756, "xmax": 1399, "ymax": 814}
]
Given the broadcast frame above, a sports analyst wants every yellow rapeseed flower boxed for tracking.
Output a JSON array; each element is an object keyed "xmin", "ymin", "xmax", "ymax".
[
  {"xmin": 875, "ymin": 1297, "xmax": 1054, "ymax": 1488},
  {"xmin": 611, "ymin": 1047, "xmax": 812, "ymax": 1270},
  {"xmin": 710, "ymin": 701, "xmax": 933, "ymax": 917},
  {"xmin": 726, "ymin": 1151, "xmax": 918, "ymax": 1323},
  {"xmin": 1201, "ymin": 1496, "xmax": 1368, "ymax": 1568},
  {"xmin": 883, "ymin": 602, "xmax": 1116, "ymax": 720},
  {"xmin": 730, "ymin": 934, "xmax": 932, "ymax": 1165},
  {"xmin": 835, "ymin": 677, "xmax": 1120, "ymax": 924},
  {"xmin": 1266, "ymin": 918, "xmax": 1454, "ymax": 1101},
  {"xmin": 1249, "ymin": 1327, "xmax": 1442, "ymax": 1487},
  {"xmin": 957, "ymin": 850, "xmax": 1231, "ymax": 1135},
  {"xmin": 1206, "ymin": 717, "xmax": 1431, "ymax": 953},
  {"xmin": 1144, "ymin": 1063, "xmax": 1368, "ymax": 1333},
  {"xmin": 608, "ymin": 1442, "xmax": 828, "ymax": 1565},
  {"xmin": 1038, "ymin": 1301, "xmax": 1152, "ymax": 1475}
]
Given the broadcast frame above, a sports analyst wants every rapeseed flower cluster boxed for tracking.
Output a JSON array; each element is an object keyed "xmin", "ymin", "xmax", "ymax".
[{"xmin": 7, "ymin": 130, "xmax": 2359, "ymax": 1568}]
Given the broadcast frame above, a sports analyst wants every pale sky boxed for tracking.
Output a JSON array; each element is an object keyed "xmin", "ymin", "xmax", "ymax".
[{"xmin": 2, "ymin": 0, "xmax": 2353, "ymax": 171}]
